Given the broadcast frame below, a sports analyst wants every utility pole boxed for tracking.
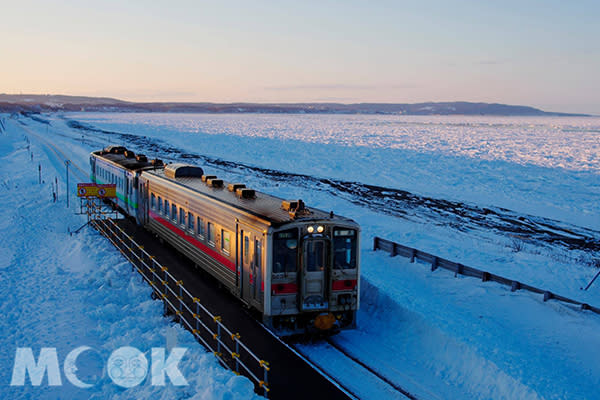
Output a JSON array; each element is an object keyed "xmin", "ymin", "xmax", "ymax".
[{"xmin": 65, "ymin": 160, "xmax": 71, "ymax": 208}]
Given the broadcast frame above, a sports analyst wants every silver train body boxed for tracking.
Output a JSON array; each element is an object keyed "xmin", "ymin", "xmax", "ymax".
[{"xmin": 90, "ymin": 146, "xmax": 360, "ymax": 333}]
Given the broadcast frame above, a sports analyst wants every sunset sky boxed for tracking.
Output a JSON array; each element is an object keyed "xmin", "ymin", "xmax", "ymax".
[{"xmin": 1, "ymin": 0, "xmax": 598, "ymax": 114}]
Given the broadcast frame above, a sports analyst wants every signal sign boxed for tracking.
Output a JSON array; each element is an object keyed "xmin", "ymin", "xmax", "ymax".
[{"xmin": 77, "ymin": 183, "xmax": 116, "ymax": 198}]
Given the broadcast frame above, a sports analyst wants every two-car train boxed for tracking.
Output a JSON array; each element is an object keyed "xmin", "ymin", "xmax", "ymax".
[{"xmin": 90, "ymin": 146, "xmax": 360, "ymax": 334}]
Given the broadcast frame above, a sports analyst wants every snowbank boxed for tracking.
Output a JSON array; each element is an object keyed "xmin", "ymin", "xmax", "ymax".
[{"xmin": 0, "ymin": 119, "xmax": 259, "ymax": 399}]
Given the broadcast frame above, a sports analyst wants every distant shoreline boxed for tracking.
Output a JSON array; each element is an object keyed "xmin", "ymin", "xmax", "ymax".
[{"xmin": 0, "ymin": 94, "xmax": 591, "ymax": 117}]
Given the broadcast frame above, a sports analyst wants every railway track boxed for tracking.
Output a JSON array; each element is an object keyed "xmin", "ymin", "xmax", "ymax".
[
  {"xmin": 19, "ymin": 121, "xmax": 88, "ymax": 181},
  {"xmin": 323, "ymin": 338, "xmax": 419, "ymax": 400},
  {"xmin": 273, "ymin": 333, "xmax": 420, "ymax": 400}
]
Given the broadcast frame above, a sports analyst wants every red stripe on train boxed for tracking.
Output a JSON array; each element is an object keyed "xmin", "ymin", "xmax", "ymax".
[
  {"xmin": 332, "ymin": 279, "xmax": 357, "ymax": 291},
  {"xmin": 149, "ymin": 210, "xmax": 237, "ymax": 273},
  {"xmin": 271, "ymin": 283, "xmax": 298, "ymax": 294}
]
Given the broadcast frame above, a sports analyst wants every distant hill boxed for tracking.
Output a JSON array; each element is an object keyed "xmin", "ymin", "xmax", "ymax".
[{"xmin": 0, "ymin": 94, "xmax": 589, "ymax": 116}]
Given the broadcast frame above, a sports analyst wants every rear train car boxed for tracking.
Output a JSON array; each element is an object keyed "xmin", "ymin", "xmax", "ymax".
[{"xmin": 89, "ymin": 146, "xmax": 163, "ymax": 223}]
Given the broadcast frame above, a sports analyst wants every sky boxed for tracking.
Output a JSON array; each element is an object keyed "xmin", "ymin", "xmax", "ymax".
[{"xmin": 0, "ymin": 0, "xmax": 599, "ymax": 114}]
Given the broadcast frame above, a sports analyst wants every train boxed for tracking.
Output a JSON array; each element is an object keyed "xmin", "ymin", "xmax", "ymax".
[{"xmin": 89, "ymin": 145, "xmax": 360, "ymax": 334}]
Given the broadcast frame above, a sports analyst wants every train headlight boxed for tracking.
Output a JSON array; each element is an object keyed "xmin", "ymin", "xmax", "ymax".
[
  {"xmin": 317, "ymin": 225, "xmax": 324, "ymax": 233},
  {"xmin": 307, "ymin": 226, "xmax": 315, "ymax": 233}
]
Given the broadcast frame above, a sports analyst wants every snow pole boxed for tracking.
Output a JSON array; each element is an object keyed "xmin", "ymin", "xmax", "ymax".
[
  {"xmin": 65, "ymin": 160, "xmax": 71, "ymax": 208},
  {"xmin": 583, "ymin": 267, "xmax": 600, "ymax": 291}
]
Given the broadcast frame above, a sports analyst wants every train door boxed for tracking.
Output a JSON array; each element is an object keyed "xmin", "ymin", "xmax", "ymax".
[
  {"xmin": 89, "ymin": 157, "xmax": 96, "ymax": 182},
  {"xmin": 300, "ymin": 239, "xmax": 329, "ymax": 311},
  {"xmin": 138, "ymin": 179, "xmax": 147, "ymax": 225},
  {"xmin": 240, "ymin": 226, "xmax": 263, "ymax": 308},
  {"xmin": 124, "ymin": 173, "xmax": 130, "ymax": 213}
]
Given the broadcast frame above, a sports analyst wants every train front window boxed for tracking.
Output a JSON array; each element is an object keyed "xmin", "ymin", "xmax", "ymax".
[
  {"xmin": 306, "ymin": 241, "xmax": 325, "ymax": 272},
  {"xmin": 273, "ymin": 229, "xmax": 298, "ymax": 273},
  {"xmin": 333, "ymin": 229, "xmax": 357, "ymax": 270}
]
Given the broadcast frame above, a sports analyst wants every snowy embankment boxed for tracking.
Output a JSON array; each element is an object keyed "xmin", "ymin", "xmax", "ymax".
[
  {"xmin": 9, "ymin": 113, "xmax": 600, "ymax": 400},
  {"xmin": 0, "ymin": 117, "xmax": 259, "ymax": 399}
]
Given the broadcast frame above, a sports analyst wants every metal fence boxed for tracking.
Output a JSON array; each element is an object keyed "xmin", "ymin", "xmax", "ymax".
[
  {"xmin": 90, "ymin": 213, "xmax": 270, "ymax": 396},
  {"xmin": 373, "ymin": 236, "xmax": 600, "ymax": 315}
]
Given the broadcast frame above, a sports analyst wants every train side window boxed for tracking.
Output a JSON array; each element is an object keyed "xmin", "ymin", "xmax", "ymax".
[
  {"xmin": 151, "ymin": 193, "xmax": 156, "ymax": 209},
  {"xmin": 221, "ymin": 230, "xmax": 231, "ymax": 255},
  {"xmin": 164, "ymin": 200, "xmax": 169, "ymax": 216},
  {"xmin": 196, "ymin": 216, "xmax": 204, "ymax": 238},
  {"xmin": 255, "ymin": 239, "xmax": 262, "ymax": 270},
  {"xmin": 171, "ymin": 203, "xmax": 177, "ymax": 220},
  {"xmin": 207, "ymin": 222, "xmax": 215, "ymax": 246},
  {"xmin": 157, "ymin": 196, "xmax": 162, "ymax": 212},
  {"xmin": 179, "ymin": 207, "xmax": 185, "ymax": 225},
  {"xmin": 188, "ymin": 212, "xmax": 194, "ymax": 231}
]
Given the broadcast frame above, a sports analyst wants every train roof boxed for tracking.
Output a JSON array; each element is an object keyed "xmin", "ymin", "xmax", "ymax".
[
  {"xmin": 144, "ymin": 167, "xmax": 355, "ymax": 227},
  {"xmin": 92, "ymin": 148, "xmax": 162, "ymax": 171}
]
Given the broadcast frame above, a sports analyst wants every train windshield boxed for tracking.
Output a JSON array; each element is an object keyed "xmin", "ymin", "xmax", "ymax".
[
  {"xmin": 273, "ymin": 229, "xmax": 298, "ymax": 273},
  {"xmin": 333, "ymin": 228, "xmax": 357, "ymax": 270}
]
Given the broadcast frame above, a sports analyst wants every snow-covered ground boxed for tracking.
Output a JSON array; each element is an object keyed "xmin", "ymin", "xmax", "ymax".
[
  {"xmin": 2, "ymin": 112, "xmax": 599, "ymax": 400},
  {"xmin": 0, "ymin": 116, "xmax": 259, "ymax": 399}
]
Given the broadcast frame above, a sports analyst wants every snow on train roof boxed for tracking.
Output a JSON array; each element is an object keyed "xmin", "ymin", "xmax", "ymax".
[{"xmin": 144, "ymin": 167, "xmax": 346, "ymax": 226}]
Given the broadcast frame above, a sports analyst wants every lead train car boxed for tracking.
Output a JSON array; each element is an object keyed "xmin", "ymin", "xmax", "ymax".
[{"xmin": 90, "ymin": 146, "xmax": 360, "ymax": 334}]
